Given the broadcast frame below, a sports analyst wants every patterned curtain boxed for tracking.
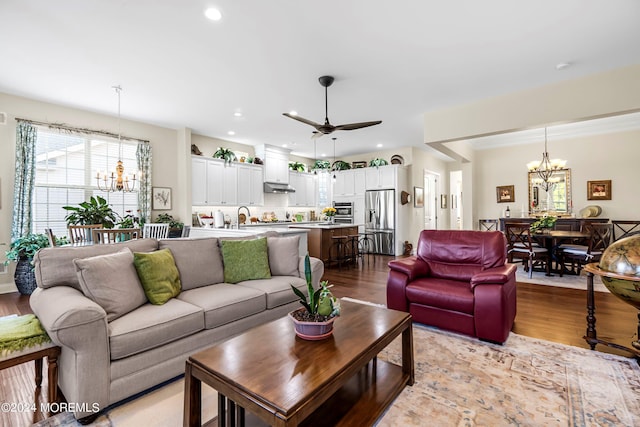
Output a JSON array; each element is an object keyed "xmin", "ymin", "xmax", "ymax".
[
  {"xmin": 137, "ymin": 141, "xmax": 152, "ymax": 223},
  {"xmin": 11, "ymin": 122, "xmax": 38, "ymax": 241}
]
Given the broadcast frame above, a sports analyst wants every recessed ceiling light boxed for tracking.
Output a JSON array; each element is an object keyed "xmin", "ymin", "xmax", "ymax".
[
  {"xmin": 205, "ymin": 7, "xmax": 222, "ymax": 21},
  {"xmin": 233, "ymin": 112, "xmax": 242, "ymax": 117},
  {"xmin": 321, "ymin": 153, "xmax": 326, "ymax": 157},
  {"xmin": 282, "ymin": 144, "xmax": 287, "ymax": 148},
  {"xmin": 376, "ymin": 143, "xmax": 383, "ymax": 148},
  {"xmin": 227, "ymin": 131, "xmax": 235, "ymax": 135},
  {"xmin": 289, "ymin": 111, "xmax": 298, "ymax": 116}
]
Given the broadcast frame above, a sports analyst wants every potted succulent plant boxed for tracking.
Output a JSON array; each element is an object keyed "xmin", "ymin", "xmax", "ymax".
[
  {"xmin": 369, "ymin": 158, "xmax": 388, "ymax": 168},
  {"xmin": 289, "ymin": 254, "xmax": 340, "ymax": 340},
  {"xmin": 213, "ymin": 147, "xmax": 237, "ymax": 164},
  {"xmin": 5, "ymin": 233, "xmax": 52, "ymax": 295}
]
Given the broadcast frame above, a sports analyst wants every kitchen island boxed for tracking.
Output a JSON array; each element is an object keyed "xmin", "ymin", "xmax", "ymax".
[
  {"xmin": 289, "ymin": 223, "xmax": 361, "ymax": 263},
  {"xmin": 189, "ymin": 226, "xmax": 309, "ymax": 256}
]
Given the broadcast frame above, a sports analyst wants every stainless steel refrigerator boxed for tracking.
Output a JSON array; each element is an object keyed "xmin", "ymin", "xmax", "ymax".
[{"xmin": 365, "ymin": 189, "xmax": 395, "ymax": 255}]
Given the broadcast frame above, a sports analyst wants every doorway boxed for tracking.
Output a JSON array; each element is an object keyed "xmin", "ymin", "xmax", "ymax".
[
  {"xmin": 424, "ymin": 170, "xmax": 439, "ymax": 230},
  {"xmin": 450, "ymin": 170, "xmax": 462, "ymax": 230}
]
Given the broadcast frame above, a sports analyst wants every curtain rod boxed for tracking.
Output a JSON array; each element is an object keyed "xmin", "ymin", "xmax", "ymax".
[{"xmin": 15, "ymin": 117, "xmax": 149, "ymax": 143}]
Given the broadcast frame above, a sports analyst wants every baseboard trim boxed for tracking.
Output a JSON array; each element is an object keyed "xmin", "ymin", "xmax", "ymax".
[{"xmin": 0, "ymin": 282, "xmax": 18, "ymax": 294}]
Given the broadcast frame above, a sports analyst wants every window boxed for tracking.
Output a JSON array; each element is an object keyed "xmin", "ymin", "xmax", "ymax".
[{"xmin": 33, "ymin": 128, "xmax": 138, "ymax": 237}]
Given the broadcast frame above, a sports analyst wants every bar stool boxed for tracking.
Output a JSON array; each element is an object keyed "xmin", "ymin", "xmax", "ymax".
[
  {"xmin": 346, "ymin": 234, "xmax": 361, "ymax": 267},
  {"xmin": 358, "ymin": 232, "xmax": 375, "ymax": 265},
  {"xmin": 329, "ymin": 236, "xmax": 349, "ymax": 270}
]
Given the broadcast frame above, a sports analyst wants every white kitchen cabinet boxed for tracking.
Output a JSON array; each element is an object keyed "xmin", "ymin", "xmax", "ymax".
[
  {"xmin": 365, "ymin": 165, "xmax": 397, "ymax": 190},
  {"xmin": 237, "ymin": 163, "xmax": 264, "ymax": 206},
  {"xmin": 354, "ymin": 169, "xmax": 366, "ymax": 195},
  {"xmin": 191, "ymin": 156, "xmax": 237, "ymax": 206},
  {"xmin": 333, "ymin": 170, "xmax": 355, "ymax": 196},
  {"xmin": 288, "ymin": 171, "xmax": 316, "ymax": 207},
  {"xmin": 257, "ymin": 145, "xmax": 290, "ymax": 184}
]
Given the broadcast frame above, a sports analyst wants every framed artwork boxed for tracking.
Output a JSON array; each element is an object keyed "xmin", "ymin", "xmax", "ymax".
[
  {"xmin": 440, "ymin": 194, "xmax": 447, "ymax": 209},
  {"xmin": 414, "ymin": 186, "xmax": 424, "ymax": 208},
  {"xmin": 152, "ymin": 187, "xmax": 172, "ymax": 210},
  {"xmin": 496, "ymin": 185, "xmax": 515, "ymax": 203},
  {"xmin": 587, "ymin": 180, "xmax": 612, "ymax": 200}
]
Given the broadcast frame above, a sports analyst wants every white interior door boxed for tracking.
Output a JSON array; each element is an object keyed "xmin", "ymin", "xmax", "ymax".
[{"xmin": 424, "ymin": 170, "xmax": 439, "ymax": 230}]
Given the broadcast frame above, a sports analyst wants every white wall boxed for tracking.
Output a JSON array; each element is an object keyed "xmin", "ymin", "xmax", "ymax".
[{"xmin": 473, "ymin": 129, "xmax": 640, "ymax": 225}]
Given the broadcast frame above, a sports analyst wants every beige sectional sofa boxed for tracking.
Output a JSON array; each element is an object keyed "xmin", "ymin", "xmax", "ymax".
[{"xmin": 29, "ymin": 235, "xmax": 323, "ymax": 422}]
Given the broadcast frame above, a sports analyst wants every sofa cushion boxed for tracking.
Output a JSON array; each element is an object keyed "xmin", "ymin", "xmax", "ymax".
[
  {"xmin": 238, "ymin": 276, "xmax": 307, "ymax": 309},
  {"xmin": 177, "ymin": 284, "xmax": 265, "ymax": 329},
  {"xmin": 35, "ymin": 238, "xmax": 159, "ymax": 291},
  {"xmin": 133, "ymin": 249, "xmax": 181, "ymax": 305},
  {"xmin": 158, "ymin": 237, "xmax": 224, "ymax": 290},
  {"xmin": 73, "ymin": 248, "xmax": 148, "ymax": 322},
  {"xmin": 109, "ymin": 298, "xmax": 204, "ymax": 360},
  {"xmin": 267, "ymin": 236, "xmax": 300, "ymax": 277},
  {"xmin": 220, "ymin": 237, "xmax": 271, "ymax": 284}
]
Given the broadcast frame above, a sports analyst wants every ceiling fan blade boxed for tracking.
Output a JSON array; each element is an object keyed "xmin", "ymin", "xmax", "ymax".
[
  {"xmin": 311, "ymin": 131, "xmax": 324, "ymax": 139},
  {"xmin": 333, "ymin": 120, "xmax": 382, "ymax": 131},
  {"xmin": 282, "ymin": 113, "xmax": 322, "ymax": 129}
]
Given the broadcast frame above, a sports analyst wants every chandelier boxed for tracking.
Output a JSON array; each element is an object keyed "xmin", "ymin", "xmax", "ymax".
[
  {"xmin": 526, "ymin": 128, "xmax": 566, "ymax": 192},
  {"xmin": 96, "ymin": 85, "xmax": 137, "ymax": 192}
]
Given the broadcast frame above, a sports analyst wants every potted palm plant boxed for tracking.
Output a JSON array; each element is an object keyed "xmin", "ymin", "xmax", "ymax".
[
  {"xmin": 63, "ymin": 195, "xmax": 119, "ymax": 228},
  {"xmin": 5, "ymin": 233, "xmax": 51, "ymax": 294},
  {"xmin": 289, "ymin": 255, "xmax": 340, "ymax": 340},
  {"xmin": 213, "ymin": 147, "xmax": 237, "ymax": 164}
]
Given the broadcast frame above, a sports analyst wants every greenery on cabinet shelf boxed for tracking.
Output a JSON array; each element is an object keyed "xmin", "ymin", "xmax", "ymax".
[
  {"xmin": 213, "ymin": 147, "xmax": 237, "ymax": 164},
  {"xmin": 155, "ymin": 213, "xmax": 184, "ymax": 229},
  {"xmin": 369, "ymin": 158, "xmax": 388, "ymax": 167},
  {"xmin": 332, "ymin": 160, "xmax": 351, "ymax": 171},
  {"xmin": 246, "ymin": 156, "xmax": 254, "ymax": 164},
  {"xmin": 290, "ymin": 254, "xmax": 340, "ymax": 319},
  {"xmin": 529, "ymin": 215, "xmax": 557, "ymax": 233},
  {"xmin": 289, "ymin": 162, "xmax": 306, "ymax": 172},
  {"xmin": 312, "ymin": 159, "xmax": 330, "ymax": 170},
  {"xmin": 4, "ymin": 233, "xmax": 64, "ymax": 265},
  {"xmin": 63, "ymin": 195, "xmax": 119, "ymax": 228}
]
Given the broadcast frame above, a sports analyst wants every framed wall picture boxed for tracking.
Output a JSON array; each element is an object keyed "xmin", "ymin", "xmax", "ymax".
[
  {"xmin": 152, "ymin": 187, "xmax": 172, "ymax": 210},
  {"xmin": 587, "ymin": 180, "xmax": 612, "ymax": 200},
  {"xmin": 414, "ymin": 186, "xmax": 424, "ymax": 208},
  {"xmin": 496, "ymin": 185, "xmax": 515, "ymax": 203}
]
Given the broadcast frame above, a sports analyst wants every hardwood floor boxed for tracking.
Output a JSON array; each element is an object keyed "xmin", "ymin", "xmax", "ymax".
[{"xmin": 1, "ymin": 254, "xmax": 637, "ymax": 426}]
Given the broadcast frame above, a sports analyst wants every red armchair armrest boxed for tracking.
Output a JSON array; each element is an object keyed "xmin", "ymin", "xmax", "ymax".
[
  {"xmin": 470, "ymin": 264, "xmax": 517, "ymax": 289},
  {"xmin": 388, "ymin": 256, "xmax": 430, "ymax": 281}
]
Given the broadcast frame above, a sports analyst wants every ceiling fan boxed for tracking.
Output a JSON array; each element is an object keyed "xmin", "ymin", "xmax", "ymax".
[{"xmin": 283, "ymin": 75, "xmax": 382, "ymax": 138}]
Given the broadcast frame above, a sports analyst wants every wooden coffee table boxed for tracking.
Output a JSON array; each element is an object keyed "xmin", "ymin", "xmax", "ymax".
[{"xmin": 184, "ymin": 300, "xmax": 413, "ymax": 426}]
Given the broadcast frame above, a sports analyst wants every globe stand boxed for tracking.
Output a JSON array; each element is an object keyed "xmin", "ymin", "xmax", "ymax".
[{"xmin": 584, "ymin": 263, "xmax": 640, "ymax": 358}]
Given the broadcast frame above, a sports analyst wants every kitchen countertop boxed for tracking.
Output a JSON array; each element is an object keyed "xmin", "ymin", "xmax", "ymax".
[{"xmin": 288, "ymin": 223, "xmax": 363, "ymax": 230}]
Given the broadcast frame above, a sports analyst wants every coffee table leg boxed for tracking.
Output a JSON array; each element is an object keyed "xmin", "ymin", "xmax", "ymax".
[
  {"xmin": 47, "ymin": 350, "xmax": 59, "ymax": 404},
  {"xmin": 402, "ymin": 322, "xmax": 414, "ymax": 385},
  {"xmin": 184, "ymin": 361, "xmax": 202, "ymax": 427},
  {"xmin": 35, "ymin": 357, "xmax": 43, "ymax": 387}
]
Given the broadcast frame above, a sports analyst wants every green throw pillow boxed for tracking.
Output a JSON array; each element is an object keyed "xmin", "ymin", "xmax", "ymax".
[
  {"xmin": 220, "ymin": 237, "xmax": 271, "ymax": 284},
  {"xmin": 133, "ymin": 249, "xmax": 182, "ymax": 305}
]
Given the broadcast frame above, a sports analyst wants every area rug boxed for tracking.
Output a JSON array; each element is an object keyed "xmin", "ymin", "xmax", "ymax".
[
  {"xmin": 34, "ymin": 325, "xmax": 639, "ymax": 426},
  {"xmin": 377, "ymin": 324, "xmax": 640, "ymax": 426},
  {"xmin": 515, "ymin": 268, "xmax": 609, "ymax": 293}
]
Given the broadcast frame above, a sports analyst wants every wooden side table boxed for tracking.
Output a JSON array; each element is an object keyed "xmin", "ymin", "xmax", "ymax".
[{"xmin": 0, "ymin": 342, "xmax": 61, "ymax": 404}]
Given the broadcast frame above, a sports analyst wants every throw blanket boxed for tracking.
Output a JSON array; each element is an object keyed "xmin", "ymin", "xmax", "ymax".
[{"xmin": 0, "ymin": 314, "xmax": 51, "ymax": 356}]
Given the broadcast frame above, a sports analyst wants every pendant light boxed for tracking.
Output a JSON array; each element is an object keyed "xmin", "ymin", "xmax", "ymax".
[
  {"xmin": 96, "ymin": 85, "xmax": 137, "ymax": 192},
  {"xmin": 332, "ymin": 137, "xmax": 337, "ymax": 182},
  {"xmin": 526, "ymin": 128, "xmax": 566, "ymax": 192}
]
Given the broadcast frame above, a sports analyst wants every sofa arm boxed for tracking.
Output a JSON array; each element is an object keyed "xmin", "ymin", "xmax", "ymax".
[
  {"xmin": 298, "ymin": 256, "xmax": 325, "ymax": 287},
  {"xmin": 470, "ymin": 264, "xmax": 517, "ymax": 289},
  {"xmin": 30, "ymin": 286, "xmax": 111, "ymax": 419},
  {"xmin": 388, "ymin": 256, "xmax": 429, "ymax": 281}
]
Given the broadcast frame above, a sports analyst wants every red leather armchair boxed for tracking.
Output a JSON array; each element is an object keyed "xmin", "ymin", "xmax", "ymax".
[{"xmin": 387, "ymin": 230, "xmax": 517, "ymax": 344}]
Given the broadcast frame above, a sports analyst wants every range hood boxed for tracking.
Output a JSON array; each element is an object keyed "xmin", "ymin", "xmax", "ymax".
[{"xmin": 263, "ymin": 182, "xmax": 296, "ymax": 193}]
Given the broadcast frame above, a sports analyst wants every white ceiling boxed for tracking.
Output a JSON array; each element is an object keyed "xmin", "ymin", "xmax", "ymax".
[{"xmin": 1, "ymin": 1, "xmax": 639, "ymax": 160}]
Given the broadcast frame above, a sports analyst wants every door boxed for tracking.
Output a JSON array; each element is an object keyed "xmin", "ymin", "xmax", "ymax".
[{"xmin": 423, "ymin": 170, "xmax": 439, "ymax": 230}]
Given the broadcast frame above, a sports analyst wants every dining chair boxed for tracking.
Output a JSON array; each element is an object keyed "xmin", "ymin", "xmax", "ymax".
[
  {"xmin": 142, "ymin": 223, "xmax": 170, "ymax": 239},
  {"xmin": 44, "ymin": 228, "xmax": 57, "ymax": 247},
  {"xmin": 478, "ymin": 219, "xmax": 499, "ymax": 231},
  {"xmin": 612, "ymin": 220, "xmax": 640, "ymax": 241},
  {"xmin": 92, "ymin": 228, "xmax": 140, "ymax": 244},
  {"xmin": 504, "ymin": 222, "xmax": 550, "ymax": 278},
  {"xmin": 68, "ymin": 224, "xmax": 103, "ymax": 244},
  {"xmin": 557, "ymin": 223, "xmax": 613, "ymax": 276}
]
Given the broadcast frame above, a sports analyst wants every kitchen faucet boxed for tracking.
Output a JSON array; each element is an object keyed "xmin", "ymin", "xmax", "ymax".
[{"xmin": 237, "ymin": 206, "xmax": 250, "ymax": 229}]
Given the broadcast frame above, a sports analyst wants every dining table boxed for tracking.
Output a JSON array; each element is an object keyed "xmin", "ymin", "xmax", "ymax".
[{"xmin": 532, "ymin": 229, "xmax": 590, "ymax": 275}]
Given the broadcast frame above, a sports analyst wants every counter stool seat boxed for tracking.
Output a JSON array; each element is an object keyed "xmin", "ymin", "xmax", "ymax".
[{"xmin": 329, "ymin": 236, "xmax": 349, "ymax": 270}]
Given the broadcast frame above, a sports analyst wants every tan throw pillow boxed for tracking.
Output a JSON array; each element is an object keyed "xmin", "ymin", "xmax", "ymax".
[
  {"xmin": 133, "ymin": 249, "xmax": 182, "ymax": 305},
  {"xmin": 73, "ymin": 248, "xmax": 147, "ymax": 322},
  {"xmin": 267, "ymin": 235, "xmax": 300, "ymax": 276}
]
